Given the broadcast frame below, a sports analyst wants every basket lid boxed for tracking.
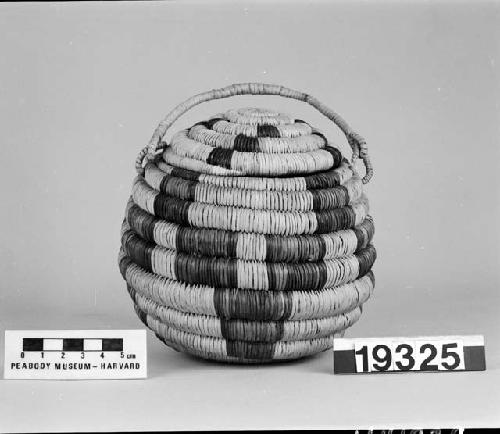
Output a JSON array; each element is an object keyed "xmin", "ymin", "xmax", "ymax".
[{"xmin": 161, "ymin": 107, "xmax": 343, "ymax": 177}]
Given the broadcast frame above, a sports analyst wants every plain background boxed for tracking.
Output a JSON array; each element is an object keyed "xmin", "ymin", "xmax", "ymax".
[{"xmin": 1, "ymin": 0, "xmax": 499, "ymax": 431}]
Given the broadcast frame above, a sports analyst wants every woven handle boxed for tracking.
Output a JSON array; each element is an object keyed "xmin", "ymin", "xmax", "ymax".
[{"xmin": 136, "ymin": 83, "xmax": 373, "ymax": 183}]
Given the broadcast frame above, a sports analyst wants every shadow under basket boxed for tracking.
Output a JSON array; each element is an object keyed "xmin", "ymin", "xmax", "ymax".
[{"xmin": 118, "ymin": 83, "xmax": 376, "ymax": 363}]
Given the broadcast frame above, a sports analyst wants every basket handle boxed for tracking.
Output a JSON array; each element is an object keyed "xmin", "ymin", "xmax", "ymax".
[{"xmin": 136, "ymin": 83, "xmax": 373, "ymax": 183}]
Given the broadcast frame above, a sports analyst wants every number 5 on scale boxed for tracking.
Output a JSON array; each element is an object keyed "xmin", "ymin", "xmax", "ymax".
[{"xmin": 354, "ymin": 340, "xmax": 465, "ymax": 373}]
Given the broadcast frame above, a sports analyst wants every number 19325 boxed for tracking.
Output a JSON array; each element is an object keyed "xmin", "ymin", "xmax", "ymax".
[{"xmin": 354, "ymin": 340, "xmax": 465, "ymax": 373}]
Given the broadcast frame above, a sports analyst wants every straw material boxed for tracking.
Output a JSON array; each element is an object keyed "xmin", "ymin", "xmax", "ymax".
[
  {"xmin": 155, "ymin": 159, "xmax": 355, "ymax": 191},
  {"xmin": 143, "ymin": 162, "xmax": 363, "ymax": 211},
  {"xmin": 124, "ymin": 199, "xmax": 374, "ymax": 262},
  {"xmin": 121, "ymin": 87, "xmax": 375, "ymax": 363},
  {"xmin": 120, "ymin": 249, "xmax": 374, "ymax": 319},
  {"xmin": 121, "ymin": 221, "xmax": 375, "ymax": 291},
  {"xmin": 131, "ymin": 176, "xmax": 369, "ymax": 236}
]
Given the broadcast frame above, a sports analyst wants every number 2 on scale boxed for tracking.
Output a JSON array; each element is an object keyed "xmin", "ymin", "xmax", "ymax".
[{"xmin": 354, "ymin": 340, "xmax": 465, "ymax": 373}]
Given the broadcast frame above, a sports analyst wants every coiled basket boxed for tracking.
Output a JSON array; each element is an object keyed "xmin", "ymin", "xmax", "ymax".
[{"xmin": 118, "ymin": 83, "xmax": 376, "ymax": 363}]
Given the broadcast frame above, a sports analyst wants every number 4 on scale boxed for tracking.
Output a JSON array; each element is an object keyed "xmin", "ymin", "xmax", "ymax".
[{"xmin": 354, "ymin": 340, "xmax": 466, "ymax": 373}]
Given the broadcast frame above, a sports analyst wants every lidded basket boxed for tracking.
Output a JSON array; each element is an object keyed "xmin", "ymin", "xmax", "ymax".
[{"xmin": 118, "ymin": 83, "xmax": 376, "ymax": 363}]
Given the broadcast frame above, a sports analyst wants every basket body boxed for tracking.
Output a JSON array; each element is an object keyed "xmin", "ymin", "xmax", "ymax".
[{"xmin": 119, "ymin": 102, "xmax": 376, "ymax": 363}]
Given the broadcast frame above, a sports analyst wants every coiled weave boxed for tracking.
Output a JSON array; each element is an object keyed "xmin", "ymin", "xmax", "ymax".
[{"xmin": 120, "ymin": 84, "xmax": 375, "ymax": 363}]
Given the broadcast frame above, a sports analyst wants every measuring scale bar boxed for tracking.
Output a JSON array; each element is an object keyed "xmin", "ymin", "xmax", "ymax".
[
  {"xmin": 23, "ymin": 338, "xmax": 123, "ymax": 352},
  {"xmin": 5, "ymin": 330, "xmax": 146, "ymax": 380}
]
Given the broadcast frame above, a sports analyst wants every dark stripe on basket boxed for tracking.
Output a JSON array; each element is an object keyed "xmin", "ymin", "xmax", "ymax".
[
  {"xmin": 174, "ymin": 253, "xmax": 239, "ymax": 288},
  {"xmin": 176, "ymin": 226, "xmax": 239, "ymax": 258},
  {"xmin": 153, "ymin": 194, "xmax": 191, "ymax": 225},
  {"xmin": 126, "ymin": 200, "xmax": 375, "ymax": 261},
  {"xmin": 119, "ymin": 254, "xmax": 134, "ymax": 279},
  {"xmin": 257, "ymin": 124, "xmax": 281, "ymax": 138},
  {"xmin": 265, "ymin": 223, "xmax": 365, "ymax": 260},
  {"xmin": 149, "ymin": 171, "xmax": 359, "ymax": 212},
  {"xmin": 314, "ymin": 235, "xmax": 327, "ymax": 261},
  {"xmin": 265, "ymin": 234, "xmax": 327, "ymax": 262},
  {"xmin": 310, "ymin": 185, "xmax": 350, "ymax": 211},
  {"xmin": 324, "ymin": 146, "xmax": 343, "ymax": 167},
  {"xmin": 127, "ymin": 200, "xmax": 374, "ymax": 262},
  {"xmin": 170, "ymin": 166, "xmax": 201, "ymax": 182},
  {"xmin": 354, "ymin": 245, "xmax": 377, "ymax": 278},
  {"xmin": 220, "ymin": 319, "xmax": 284, "ymax": 342},
  {"xmin": 126, "ymin": 202, "xmax": 156, "ymax": 242},
  {"xmin": 177, "ymin": 251, "xmax": 339, "ymax": 290},
  {"xmin": 266, "ymin": 261, "xmax": 328, "ymax": 291},
  {"xmin": 304, "ymin": 169, "xmax": 342, "ymax": 190},
  {"xmin": 159, "ymin": 175, "xmax": 198, "ymax": 201},
  {"xmin": 315, "ymin": 207, "xmax": 357, "ymax": 234},
  {"xmin": 122, "ymin": 231, "xmax": 375, "ymax": 291},
  {"xmin": 214, "ymin": 288, "xmax": 293, "ymax": 320},
  {"xmin": 148, "ymin": 181, "xmax": 364, "ymax": 234},
  {"xmin": 121, "ymin": 230, "xmax": 154, "ymax": 272},
  {"xmin": 206, "ymin": 147, "xmax": 234, "ymax": 169},
  {"xmin": 225, "ymin": 340, "xmax": 276, "ymax": 360},
  {"xmin": 233, "ymin": 134, "xmax": 260, "ymax": 152},
  {"xmin": 193, "ymin": 117, "xmax": 224, "ymax": 130}
]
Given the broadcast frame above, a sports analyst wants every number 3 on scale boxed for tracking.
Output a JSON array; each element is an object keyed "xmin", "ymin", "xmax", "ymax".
[{"xmin": 354, "ymin": 340, "xmax": 465, "ymax": 373}]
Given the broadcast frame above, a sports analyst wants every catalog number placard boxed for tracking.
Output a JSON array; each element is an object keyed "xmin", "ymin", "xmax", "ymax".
[{"xmin": 334, "ymin": 335, "xmax": 485, "ymax": 374}]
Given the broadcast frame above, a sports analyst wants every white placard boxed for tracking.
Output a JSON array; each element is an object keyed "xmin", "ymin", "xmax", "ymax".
[
  {"xmin": 4, "ymin": 330, "xmax": 147, "ymax": 380},
  {"xmin": 334, "ymin": 335, "xmax": 484, "ymax": 374}
]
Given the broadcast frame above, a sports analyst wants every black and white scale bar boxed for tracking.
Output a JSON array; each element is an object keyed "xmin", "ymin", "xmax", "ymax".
[
  {"xmin": 333, "ymin": 335, "xmax": 486, "ymax": 374},
  {"xmin": 5, "ymin": 330, "xmax": 147, "ymax": 380},
  {"xmin": 22, "ymin": 338, "xmax": 123, "ymax": 352}
]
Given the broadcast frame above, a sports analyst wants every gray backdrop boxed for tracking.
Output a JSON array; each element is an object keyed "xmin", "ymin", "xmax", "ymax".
[{"xmin": 1, "ymin": 1, "xmax": 499, "ymax": 432}]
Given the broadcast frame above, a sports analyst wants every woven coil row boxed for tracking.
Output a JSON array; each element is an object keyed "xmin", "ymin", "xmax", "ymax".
[{"xmin": 120, "ymin": 91, "xmax": 375, "ymax": 363}]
